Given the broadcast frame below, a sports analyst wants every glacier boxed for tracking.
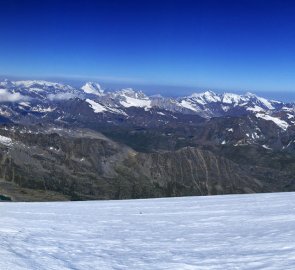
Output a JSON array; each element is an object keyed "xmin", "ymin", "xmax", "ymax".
[{"xmin": 1, "ymin": 192, "xmax": 295, "ymax": 269}]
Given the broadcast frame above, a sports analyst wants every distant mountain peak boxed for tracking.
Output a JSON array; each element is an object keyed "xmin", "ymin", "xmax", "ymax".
[
  {"xmin": 0, "ymin": 79, "xmax": 288, "ymax": 120},
  {"xmin": 190, "ymin": 90, "xmax": 216, "ymax": 97},
  {"xmin": 188, "ymin": 90, "xmax": 221, "ymax": 104},
  {"xmin": 114, "ymin": 88, "xmax": 147, "ymax": 99},
  {"xmin": 245, "ymin": 92, "xmax": 258, "ymax": 98},
  {"xmin": 81, "ymin": 82, "xmax": 104, "ymax": 96},
  {"xmin": 0, "ymin": 79, "xmax": 14, "ymax": 88}
]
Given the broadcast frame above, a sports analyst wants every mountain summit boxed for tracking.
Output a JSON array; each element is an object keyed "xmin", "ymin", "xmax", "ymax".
[{"xmin": 81, "ymin": 82, "xmax": 104, "ymax": 96}]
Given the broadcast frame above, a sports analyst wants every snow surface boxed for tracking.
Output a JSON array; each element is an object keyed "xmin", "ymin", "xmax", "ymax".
[{"xmin": 2, "ymin": 192, "xmax": 295, "ymax": 269}]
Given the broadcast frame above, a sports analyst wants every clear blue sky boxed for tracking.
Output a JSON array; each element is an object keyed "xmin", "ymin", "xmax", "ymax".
[{"xmin": 1, "ymin": 0, "xmax": 295, "ymax": 95}]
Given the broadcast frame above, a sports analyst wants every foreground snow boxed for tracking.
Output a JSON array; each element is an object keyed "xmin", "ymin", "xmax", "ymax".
[{"xmin": 1, "ymin": 193, "xmax": 295, "ymax": 270}]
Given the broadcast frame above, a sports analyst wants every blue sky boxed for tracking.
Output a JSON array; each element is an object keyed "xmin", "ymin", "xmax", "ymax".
[{"xmin": 1, "ymin": 0, "xmax": 295, "ymax": 97}]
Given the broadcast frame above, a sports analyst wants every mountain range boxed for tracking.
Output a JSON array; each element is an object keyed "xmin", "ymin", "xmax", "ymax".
[{"xmin": 0, "ymin": 79, "xmax": 295, "ymax": 201}]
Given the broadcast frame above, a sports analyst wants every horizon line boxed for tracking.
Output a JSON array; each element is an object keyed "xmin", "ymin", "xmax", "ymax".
[{"xmin": 1, "ymin": 74, "xmax": 295, "ymax": 98}]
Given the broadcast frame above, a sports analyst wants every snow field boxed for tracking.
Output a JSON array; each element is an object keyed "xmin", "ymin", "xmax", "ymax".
[{"xmin": 1, "ymin": 192, "xmax": 295, "ymax": 269}]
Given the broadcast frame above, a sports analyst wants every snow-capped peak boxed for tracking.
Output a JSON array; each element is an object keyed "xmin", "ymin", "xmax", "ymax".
[
  {"xmin": 81, "ymin": 82, "xmax": 104, "ymax": 96},
  {"xmin": 176, "ymin": 89, "xmax": 283, "ymax": 118},
  {"xmin": 190, "ymin": 90, "xmax": 219, "ymax": 100},
  {"xmin": 12, "ymin": 80, "xmax": 72, "ymax": 90},
  {"xmin": 117, "ymin": 88, "xmax": 148, "ymax": 99},
  {"xmin": 245, "ymin": 92, "xmax": 258, "ymax": 98},
  {"xmin": 243, "ymin": 92, "xmax": 276, "ymax": 110},
  {"xmin": 188, "ymin": 90, "xmax": 221, "ymax": 105},
  {"xmin": 113, "ymin": 88, "xmax": 151, "ymax": 108},
  {"xmin": 222, "ymin": 93, "xmax": 244, "ymax": 105}
]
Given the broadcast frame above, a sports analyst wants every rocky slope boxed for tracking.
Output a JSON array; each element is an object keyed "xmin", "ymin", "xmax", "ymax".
[{"xmin": 0, "ymin": 124, "xmax": 294, "ymax": 201}]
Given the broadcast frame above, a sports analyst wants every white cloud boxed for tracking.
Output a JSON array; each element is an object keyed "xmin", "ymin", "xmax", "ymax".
[
  {"xmin": 0, "ymin": 89, "xmax": 29, "ymax": 102},
  {"xmin": 47, "ymin": 93, "xmax": 75, "ymax": 100}
]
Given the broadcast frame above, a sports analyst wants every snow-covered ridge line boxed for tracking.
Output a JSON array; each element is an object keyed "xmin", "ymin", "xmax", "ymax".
[
  {"xmin": 0, "ymin": 79, "xmax": 283, "ymax": 104},
  {"xmin": 0, "ymin": 79, "xmax": 292, "ymax": 124}
]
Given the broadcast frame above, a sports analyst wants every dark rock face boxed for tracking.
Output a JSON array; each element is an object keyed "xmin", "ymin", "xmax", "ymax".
[
  {"xmin": 0, "ymin": 126, "xmax": 288, "ymax": 201},
  {"xmin": 0, "ymin": 128, "xmax": 132, "ymax": 200},
  {"xmin": 132, "ymin": 147, "xmax": 264, "ymax": 196}
]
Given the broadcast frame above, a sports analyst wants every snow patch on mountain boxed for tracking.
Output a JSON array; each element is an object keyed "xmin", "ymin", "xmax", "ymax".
[
  {"xmin": 262, "ymin": 144, "xmax": 272, "ymax": 150},
  {"xmin": 86, "ymin": 99, "xmax": 106, "ymax": 113},
  {"xmin": 179, "ymin": 100, "xmax": 200, "ymax": 112},
  {"xmin": 19, "ymin": 102, "xmax": 30, "ymax": 107},
  {"xmin": 246, "ymin": 105, "xmax": 265, "ymax": 112},
  {"xmin": 114, "ymin": 88, "xmax": 152, "ymax": 108},
  {"xmin": 31, "ymin": 105, "xmax": 55, "ymax": 113},
  {"xmin": 257, "ymin": 97, "xmax": 275, "ymax": 110},
  {"xmin": 86, "ymin": 99, "xmax": 127, "ymax": 115},
  {"xmin": 120, "ymin": 96, "xmax": 151, "ymax": 108},
  {"xmin": 0, "ymin": 134, "xmax": 12, "ymax": 146},
  {"xmin": 282, "ymin": 106, "xmax": 294, "ymax": 112},
  {"xmin": 256, "ymin": 113, "xmax": 289, "ymax": 130}
]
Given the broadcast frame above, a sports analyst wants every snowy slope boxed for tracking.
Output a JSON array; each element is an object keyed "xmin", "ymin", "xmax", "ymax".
[
  {"xmin": 2, "ymin": 192, "xmax": 295, "ymax": 270},
  {"xmin": 256, "ymin": 112, "xmax": 289, "ymax": 130},
  {"xmin": 112, "ymin": 88, "xmax": 152, "ymax": 108},
  {"xmin": 86, "ymin": 99, "xmax": 106, "ymax": 113}
]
